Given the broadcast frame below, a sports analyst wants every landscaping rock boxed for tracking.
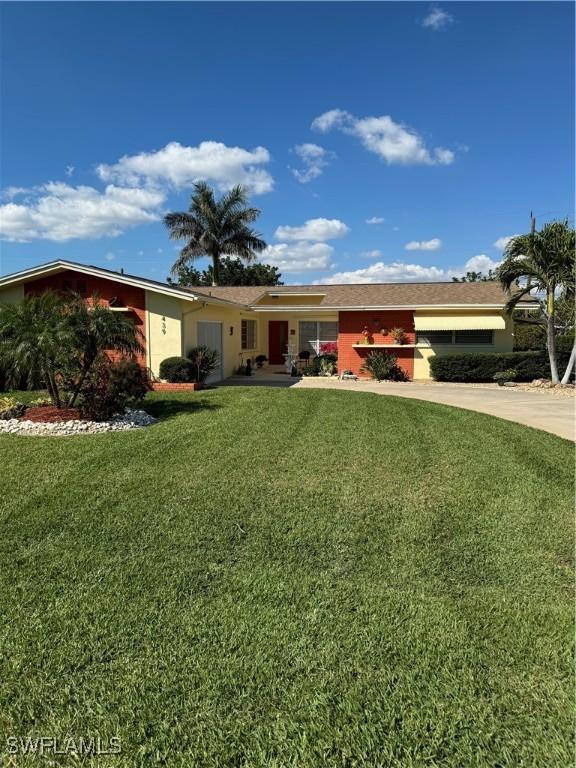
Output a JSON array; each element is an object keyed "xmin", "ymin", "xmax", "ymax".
[{"xmin": 0, "ymin": 408, "xmax": 156, "ymax": 437}]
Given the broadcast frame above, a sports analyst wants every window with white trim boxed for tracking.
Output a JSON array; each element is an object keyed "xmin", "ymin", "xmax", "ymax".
[
  {"xmin": 241, "ymin": 319, "xmax": 257, "ymax": 350},
  {"xmin": 416, "ymin": 330, "xmax": 494, "ymax": 346},
  {"xmin": 298, "ymin": 321, "xmax": 338, "ymax": 355}
]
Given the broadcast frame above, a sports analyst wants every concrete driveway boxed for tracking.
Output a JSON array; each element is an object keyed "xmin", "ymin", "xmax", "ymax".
[{"xmin": 292, "ymin": 378, "xmax": 575, "ymax": 441}]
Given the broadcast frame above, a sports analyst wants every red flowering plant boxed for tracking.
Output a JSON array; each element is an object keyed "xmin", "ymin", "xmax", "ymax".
[{"xmin": 319, "ymin": 342, "xmax": 338, "ymax": 356}]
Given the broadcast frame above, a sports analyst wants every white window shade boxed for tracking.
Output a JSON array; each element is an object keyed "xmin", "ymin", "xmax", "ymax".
[{"xmin": 413, "ymin": 313, "xmax": 505, "ymax": 331}]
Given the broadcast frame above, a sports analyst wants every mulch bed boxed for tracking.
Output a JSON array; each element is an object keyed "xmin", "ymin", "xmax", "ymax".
[{"xmin": 20, "ymin": 406, "xmax": 84, "ymax": 423}]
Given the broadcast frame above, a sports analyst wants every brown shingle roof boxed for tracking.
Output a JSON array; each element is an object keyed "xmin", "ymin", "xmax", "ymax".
[{"xmin": 182, "ymin": 281, "xmax": 532, "ymax": 308}]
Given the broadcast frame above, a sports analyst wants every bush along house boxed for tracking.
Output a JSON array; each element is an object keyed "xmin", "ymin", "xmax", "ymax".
[{"xmin": 0, "ymin": 260, "xmax": 536, "ymax": 383}]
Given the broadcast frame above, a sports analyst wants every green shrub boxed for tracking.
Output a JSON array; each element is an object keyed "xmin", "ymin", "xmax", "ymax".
[
  {"xmin": 493, "ymin": 369, "xmax": 518, "ymax": 386},
  {"xmin": 108, "ymin": 360, "xmax": 151, "ymax": 403},
  {"xmin": 159, "ymin": 356, "xmax": 195, "ymax": 383},
  {"xmin": 78, "ymin": 363, "xmax": 125, "ymax": 421},
  {"xmin": 360, "ymin": 351, "xmax": 409, "ymax": 382},
  {"xmin": 513, "ymin": 323, "xmax": 546, "ymax": 351},
  {"xmin": 0, "ymin": 396, "xmax": 26, "ymax": 420},
  {"xmin": 302, "ymin": 354, "xmax": 337, "ymax": 377},
  {"xmin": 187, "ymin": 346, "xmax": 220, "ymax": 383},
  {"xmin": 430, "ymin": 351, "xmax": 572, "ymax": 383}
]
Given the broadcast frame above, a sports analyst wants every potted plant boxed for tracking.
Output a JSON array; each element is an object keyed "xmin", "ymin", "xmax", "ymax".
[
  {"xmin": 361, "ymin": 326, "xmax": 373, "ymax": 344},
  {"xmin": 391, "ymin": 327, "xmax": 405, "ymax": 345},
  {"xmin": 255, "ymin": 354, "xmax": 267, "ymax": 368},
  {"xmin": 380, "ymin": 327, "xmax": 388, "ymax": 336}
]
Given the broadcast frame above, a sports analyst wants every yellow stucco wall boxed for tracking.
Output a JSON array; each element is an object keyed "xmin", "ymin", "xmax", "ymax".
[
  {"xmin": 0, "ymin": 284, "xmax": 24, "ymax": 304},
  {"xmin": 145, "ymin": 291, "xmax": 184, "ymax": 377},
  {"xmin": 182, "ymin": 303, "xmax": 247, "ymax": 379},
  {"xmin": 413, "ymin": 313, "xmax": 514, "ymax": 379}
]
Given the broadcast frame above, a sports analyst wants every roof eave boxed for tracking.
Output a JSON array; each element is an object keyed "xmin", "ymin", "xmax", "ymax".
[{"xmin": 0, "ymin": 260, "xmax": 248, "ymax": 308}]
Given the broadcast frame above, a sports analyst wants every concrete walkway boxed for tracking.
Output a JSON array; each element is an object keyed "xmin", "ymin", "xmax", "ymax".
[{"xmin": 289, "ymin": 378, "xmax": 575, "ymax": 441}]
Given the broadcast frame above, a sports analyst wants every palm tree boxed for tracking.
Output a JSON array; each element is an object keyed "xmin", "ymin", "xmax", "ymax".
[
  {"xmin": 0, "ymin": 291, "xmax": 144, "ymax": 407},
  {"xmin": 65, "ymin": 293, "xmax": 144, "ymax": 405},
  {"xmin": 0, "ymin": 291, "xmax": 72, "ymax": 406},
  {"xmin": 164, "ymin": 182, "xmax": 267, "ymax": 286},
  {"xmin": 497, "ymin": 219, "xmax": 575, "ymax": 384}
]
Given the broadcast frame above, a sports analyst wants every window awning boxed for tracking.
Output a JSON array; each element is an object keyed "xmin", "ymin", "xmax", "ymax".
[{"xmin": 414, "ymin": 312, "xmax": 506, "ymax": 331}]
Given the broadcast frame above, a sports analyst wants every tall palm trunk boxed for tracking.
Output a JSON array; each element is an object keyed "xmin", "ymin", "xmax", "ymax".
[
  {"xmin": 546, "ymin": 316, "xmax": 560, "ymax": 384},
  {"xmin": 546, "ymin": 289, "xmax": 559, "ymax": 384},
  {"xmin": 561, "ymin": 339, "xmax": 576, "ymax": 385},
  {"xmin": 211, "ymin": 252, "xmax": 221, "ymax": 286}
]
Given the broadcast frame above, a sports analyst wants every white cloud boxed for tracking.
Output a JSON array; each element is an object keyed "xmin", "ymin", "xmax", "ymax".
[
  {"xmin": 261, "ymin": 242, "xmax": 334, "ymax": 273},
  {"xmin": 366, "ymin": 216, "xmax": 385, "ymax": 225},
  {"xmin": 317, "ymin": 254, "xmax": 502, "ymax": 285},
  {"xmin": 291, "ymin": 143, "xmax": 332, "ymax": 183},
  {"xmin": 312, "ymin": 109, "xmax": 455, "ymax": 166},
  {"xmin": 494, "ymin": 234, "xmax": 519, "ymax": 251},
  {"xmin": 1, "ymin": 186, "xmax": 29, "ymax": 201},
  {"xmin": 97, "ymin": 140, "xmax": 273, "ymax": 194},
  {"xmin": 274, "ymin": 217, "xmax": 349, "ymax": 242},
  {"xmin": 104, "ymin": 252, "xmax": 116, "ymax": 262},
  {"xmin": 420, "ymin": 6, "xmax": 454, "ymax": 30},
  {"xmin": 361, "ymin": 249, "xmax": 383, "ymax": 259},
  {"xmin": 0, "ymin": 182, "xmax": 164, "ymax": 242},
  {"xmin": 462, "ymin": 254, "xmax": 501, "ymax": 274},
  {"xmin": 65, "ymin": 165, "xmax": 75, "ymax": 177},
  {"xmin": 318, "ymin": 261, "xmax": 448, "ymax": 284},
  {"xmin": 311, "ymin": 109, "xmax": 350, "ymax": 133},
  {"xmin": 405, "ymin": 238, "xmax": 442, "ymax": 251}
]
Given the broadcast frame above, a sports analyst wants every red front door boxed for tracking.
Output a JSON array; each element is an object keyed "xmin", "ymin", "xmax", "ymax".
[{"xmin": 268, "ymin": 321, "xmax": 288, "ymax": 364}]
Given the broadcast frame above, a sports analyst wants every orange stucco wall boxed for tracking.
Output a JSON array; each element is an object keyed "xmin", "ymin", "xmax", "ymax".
[
  {"xmin": 24, "ymin": 270, "xmax": 147, "ymax": 367},
  {"xmin": 338, "ymin": 310, "xmax": 415, "ymax": 379}
]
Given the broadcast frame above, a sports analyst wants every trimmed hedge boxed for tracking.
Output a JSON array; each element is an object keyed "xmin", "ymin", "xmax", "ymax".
[
  {"xmin": 430, "ymin": 351, "xmax": 573, "ymax": 383},
  {"xmin": 159, "ymin": 356, "xmax": 195, "ymax": 383}
]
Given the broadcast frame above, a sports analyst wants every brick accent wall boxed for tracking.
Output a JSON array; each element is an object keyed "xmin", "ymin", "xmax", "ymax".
[
  {"xmin": 24, "ymin": 270, "xmax": 147, "ymax": 367},
  {"xmin": 151, "ymin": 382, "xmax": 202, "ymax": 391},
  {"xmin": 338, "ymin": 310, "xmax": 415, "ymax": 379}
]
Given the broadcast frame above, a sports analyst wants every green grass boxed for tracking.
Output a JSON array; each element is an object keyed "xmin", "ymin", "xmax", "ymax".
[{"xmin": 0, "ymin": 388, "xmax": 573, "ymax": 767}]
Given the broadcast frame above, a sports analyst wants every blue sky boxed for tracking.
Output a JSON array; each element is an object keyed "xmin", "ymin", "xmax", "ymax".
[{"xmin": 1, "ymin": 1, "xmax": 573, "ymax": 284}]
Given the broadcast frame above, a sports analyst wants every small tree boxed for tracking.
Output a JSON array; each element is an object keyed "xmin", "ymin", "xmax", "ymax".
[
  {"xmin": 497, "ymin": 219, "xmax": 575, "ymax": 384},
  {"xmin": 168, "ymin": 257, "xmax": 283, "ymax": 287}
]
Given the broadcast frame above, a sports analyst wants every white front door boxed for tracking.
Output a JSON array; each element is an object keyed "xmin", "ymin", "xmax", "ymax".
[{"xmin": 197, "ymin": 321, "xmax": 223, "ymax": 383}]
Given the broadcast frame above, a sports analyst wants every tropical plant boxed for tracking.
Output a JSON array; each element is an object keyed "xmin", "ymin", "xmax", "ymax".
[
  {"xmin": 497, "ymin": 219, "xmax": 575, "ymax": 384},
  {"xmin": 165, "ymin": 183, "xmax": 267, "ymax": 286},
  {"xmin": 0, "ymin": 396, "xmax": 26, "ymax": 420},
  {"xmin": 168, "ymin": 257, "xmax": 282, "ymax": 287},
  {"xmin": 360, "ymin": 351, "xmax": 409, "ymax": 382},
  {"xmin": 64, "ymin": 294, "xmax": 144, "ymax": 405},
  {"xmin": 187, "ymin": 346, "xmax": 220, "ymax": 383},
  {"xmin": 391, "ymin": 327, "xmax": 406, "ymax": 344},
  {"xmin": 493, "ymin": 369, "xmax": 518, "ymax": 386},
  {"xmin": 0, "ymin": 291, "xmax": 72, "ymax": 406},
  {"xmin": 0, "ymin": 291, "xmax": 144, "ymax": 408}
]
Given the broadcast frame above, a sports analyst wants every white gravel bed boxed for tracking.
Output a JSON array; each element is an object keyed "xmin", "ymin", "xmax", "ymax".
[{"xmin": 0, "ymin": 408, "xmax": 156, "ymax": 436}]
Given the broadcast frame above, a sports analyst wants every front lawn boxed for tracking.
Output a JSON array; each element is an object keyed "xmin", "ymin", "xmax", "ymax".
[{"xmin": 0, "ymin": 388, "xmax": 573, "ymax": 766}]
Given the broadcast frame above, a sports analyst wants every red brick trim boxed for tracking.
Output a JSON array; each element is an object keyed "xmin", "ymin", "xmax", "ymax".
[{"xmin": 151, "ymin": 382, "xmax": 203, "ymax": 391}]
